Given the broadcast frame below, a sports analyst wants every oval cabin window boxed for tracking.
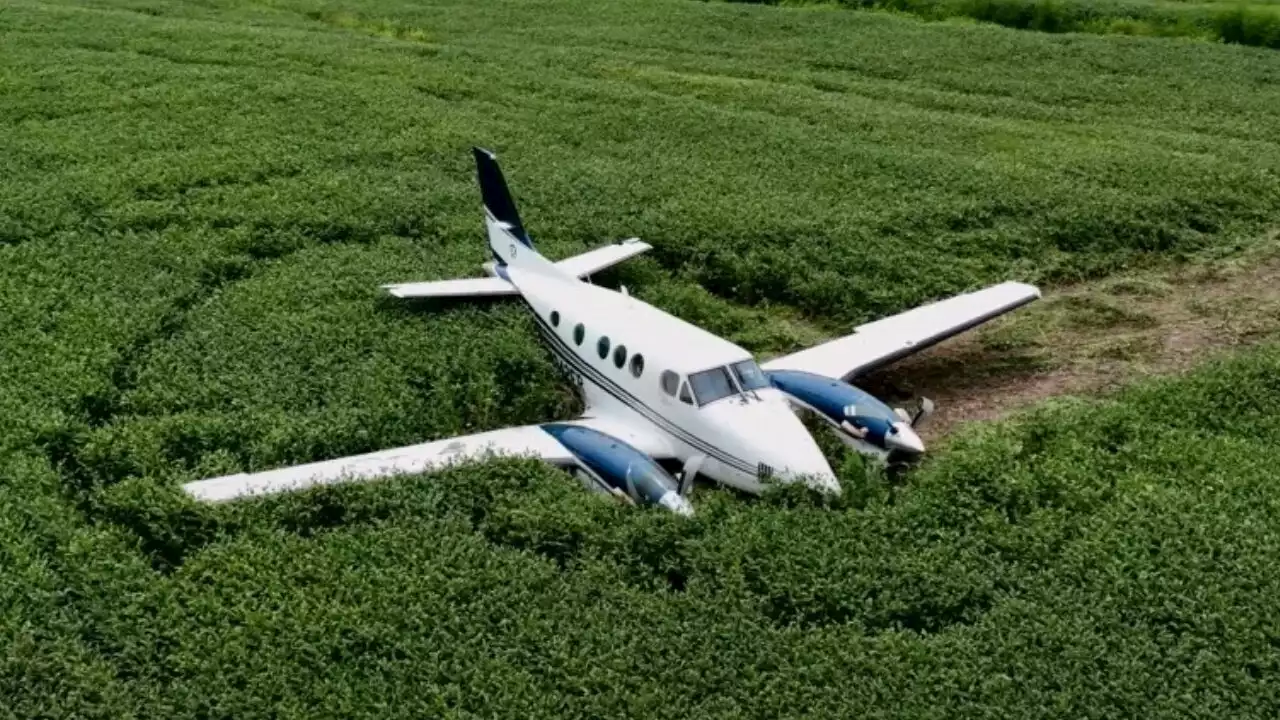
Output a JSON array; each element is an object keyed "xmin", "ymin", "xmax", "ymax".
[
  {"xmin": 630, "ymin": 354, "xmax": 644, "ymax": 378},
  {"xmin": 597, "ymin": 336, "xmax": 610, "ymax": 359},
  {"xmin": 573, "ymin": 323, "xmax": 584, "ymax": 346},
  {"xmin": 550, "ymin": 310, "xmax": 560, "ymax": 327},
  {"xmin": 613, "ymin": 345, "xmax": 627, "ymax": 369}
]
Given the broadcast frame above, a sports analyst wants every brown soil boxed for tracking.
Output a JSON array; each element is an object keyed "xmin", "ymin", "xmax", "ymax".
[{"xmin": 856, "ymin": 246, "xmax": 1280, "ymax": 445}]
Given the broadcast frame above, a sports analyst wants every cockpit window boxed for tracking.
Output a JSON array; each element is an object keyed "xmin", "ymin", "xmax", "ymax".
[
  {"xmin": 688, "ymin": 366, "xmax": 737, "ymax": 406},
  {"xmin": 730, "ymin": 360, "xmax": 769, "ymax": 391},
  {"xmin": 660, "ymin": 370, "xmax": 679, "ymax": 396},
  {"xmin": 679, "ymin": 382, "xmax": 694, "ymax": 405}
]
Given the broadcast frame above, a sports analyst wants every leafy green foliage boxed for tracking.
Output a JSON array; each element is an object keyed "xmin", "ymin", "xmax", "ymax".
[
  {"xmin": 11, "ymin": 347, "xmax": 1280, "ymax": 717},
  {"xmin": 4, "ymin": 0, "xmax": 1280, "ymax": 716},
  {"xmin": 1214, "ymin": 3, "xmax": 1280, "ymax": 47},
  {"xmin": 746, "ymin": 0, "xmax": 1280, "ymax": 49}
]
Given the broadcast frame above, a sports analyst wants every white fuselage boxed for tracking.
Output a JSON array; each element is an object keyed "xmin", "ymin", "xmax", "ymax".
[{"xmin": 502, "ymin": 261, "xmax": 839, "ymax": 495}]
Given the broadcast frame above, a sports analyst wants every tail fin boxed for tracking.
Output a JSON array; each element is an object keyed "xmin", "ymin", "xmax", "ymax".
[
  {"xmin": 381, "ymin": 149, "xmax": 652, "ymax": 299},
  {"xmin": 474, "ymin": 147, "xmax": 532, "ymax": 250}
]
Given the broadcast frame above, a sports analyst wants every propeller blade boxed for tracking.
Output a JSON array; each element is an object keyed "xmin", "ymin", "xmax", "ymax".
[
  {"xmin": 678, "ymin": 454, "xmax": 706, "ymax": 497},
  {"xmin": 912, "ymin": 397, "xmax": 935, "ymax": 427}
]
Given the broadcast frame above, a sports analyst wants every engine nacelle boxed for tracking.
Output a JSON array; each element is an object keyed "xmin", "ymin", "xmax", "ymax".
[
  {"xmin": 540, "ymin": 423, "xmax": 692, "ymax": 515},
  {"xmin": 765, "ymin": 369, "xmax": 925, "ymax": 459}
]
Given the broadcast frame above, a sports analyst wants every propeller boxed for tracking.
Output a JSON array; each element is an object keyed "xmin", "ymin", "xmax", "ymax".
[
  {"xmin": 911, "ymin": 397, "xmax": 935, "ymax": 428},
  {"xmin": 678, "ymin": 453, "xmax": 706, "ymax": 497}
]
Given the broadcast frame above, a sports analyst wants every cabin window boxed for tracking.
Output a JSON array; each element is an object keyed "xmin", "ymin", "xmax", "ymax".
[
  {"xmin": 597, "ymin": 336, "xmax": 610, "ymax": 359},
  {"xmin": 660, "ymin": 370, "xmax": 679, "ymax": 396},
  {"xmin": 630, "ymin": 354, "xmax": 644, "ymax": 378},
  {"xmin": 679, "ymin": 382, "xmax": 694, "ymax": 405},
  {"xmin": 573, "ymin": 323, "xmax": 584, "ymax": 346},
  {"xmin": 689, "ymin": 366, "xmax": 736, "ymax": 406},
  {"xmin": 730, "ymin": 360, "xmax": 769, "ymax": 391},
  {"xmin": 550, "ymin": 310, "xmax": 560, "ymax": 327},
  {"xmin": 613, "ymin": 345, "xmax": 627, "ymax": 369}
]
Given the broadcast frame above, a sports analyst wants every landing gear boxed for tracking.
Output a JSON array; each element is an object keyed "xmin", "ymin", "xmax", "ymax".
[{"xmin": 677, "ymin": 454, "xmax": 706, "ymax": 497}]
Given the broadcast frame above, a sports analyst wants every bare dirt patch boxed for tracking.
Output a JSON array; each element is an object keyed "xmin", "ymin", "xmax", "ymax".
[{"xmin": 858, "ymin": 243, "xmax": 1280, "ymax": 444}]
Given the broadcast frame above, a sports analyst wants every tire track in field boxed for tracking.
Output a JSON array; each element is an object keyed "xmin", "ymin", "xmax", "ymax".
[
  {"xmin": 34, "ymin": 226, "xmax": 401, "ymax": 540},
  {"xmin": 38, "ymin": 255, "xmax": 253, "ymax": 507},
  {"xmin": 857, "ymin": 238, "xmax": 1280, "ymax": 445}
]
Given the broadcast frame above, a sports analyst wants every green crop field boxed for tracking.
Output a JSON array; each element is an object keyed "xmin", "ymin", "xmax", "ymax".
[
  {"xmin": 3, "ymin": 0, "xmax": 1280, "ymax": 716},
  {"xmin": 740, "ymin": 0, "xmax": 1280, "ymax": 48}
]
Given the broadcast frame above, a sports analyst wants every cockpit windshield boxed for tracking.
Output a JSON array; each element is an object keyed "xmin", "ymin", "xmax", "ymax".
[
  {"xmin": 688, "ymin": 366, "xmax": 737, "ymax": 406},
  {"xmin": 730, "ymin": 360, "xmax": 769, "ymax": 391}
]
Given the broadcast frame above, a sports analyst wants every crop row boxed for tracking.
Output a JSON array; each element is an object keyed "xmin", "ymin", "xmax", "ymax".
[
  {"xmin": 3, "ymin": 0, "xmax": 1280, "ymax": 715},
  {"xmin": 732, "ymin": 0, "xmax": 1280, "ymax": 49},
  {"xmin": 7, "ymin": 339, "xmax": 1280, "ymax": 717}
]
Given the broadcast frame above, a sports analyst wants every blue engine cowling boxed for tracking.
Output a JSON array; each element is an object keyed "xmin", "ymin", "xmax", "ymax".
[
  {"xmin": 765, "ymin": 369, "xmax": 921, "ymax": 456},
  {"xmin": 540, "ymin": 423, "xmax": 693, "ymax": 515}
]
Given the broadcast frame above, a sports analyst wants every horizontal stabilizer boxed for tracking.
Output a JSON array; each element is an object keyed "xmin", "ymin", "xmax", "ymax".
[
  {"xmin": 381, "ymin": 277, "xmax": 518, "ymax": 299},
  {"xmin": 555, "ymin": 238, "xmax": 651, "ymax": 278},
  {"xmin": 382, "ymin": 239, "xmax": 650, "ymax": 299}
]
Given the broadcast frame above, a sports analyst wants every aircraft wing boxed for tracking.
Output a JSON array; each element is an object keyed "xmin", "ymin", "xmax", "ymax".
[
  {"xmin": 555, "ymin": 239, "xmax": 651, "ymax": 278},
  {"xmin": 762, "ymin": 281, "xmax": 1041, "ymax": 381},
  {"xmin": 182, "ymin": 418, "xmax": 677, "ymax": 503},
  {"xmin": 381, "ymin": 277, "xmax": 518, "ymax": 299},
  {"xmin": 183, "ymin": 424, "xmax": 575, "ymax": 503}
]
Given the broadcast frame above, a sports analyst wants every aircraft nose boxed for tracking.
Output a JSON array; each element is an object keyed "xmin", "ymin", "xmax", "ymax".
[
  {"xmin": 788, "ymin": 467, "xmax": 841, "ymax": 494},
  {"xmin": 710, "ymin": 393, "xmax": 843, "ymax": 495},
  {"xmin": 772, "ymin": 452, "xmax": 841, "ymax": 495},
  {"xmin": 885, "ymin": 422, "xmax": 925, "ymax": 455}
]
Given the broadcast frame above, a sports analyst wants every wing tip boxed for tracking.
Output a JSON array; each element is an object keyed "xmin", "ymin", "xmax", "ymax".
[
  {"xmin": 182, "ymin": 475, "xmax": 250, "ymax": 504},
  {"xmin": 377, "ymin": 279, "xmax": 517, "ymax": 299},
  {"xmin": 1015, "ymin": 281, "xmax": 1042, "ymax": 297},
  {"xmin": 992, "ymin": 280, "xmax": 1042, "ymax": 301}
]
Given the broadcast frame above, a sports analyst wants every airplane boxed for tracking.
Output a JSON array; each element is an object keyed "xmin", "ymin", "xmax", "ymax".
[{"xmin": 182, "ymin": 148, "xmax": 1041, "ymax": 516}]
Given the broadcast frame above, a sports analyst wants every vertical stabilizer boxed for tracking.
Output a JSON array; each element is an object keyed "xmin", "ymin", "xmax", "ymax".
[{"xmin": 474, "ymin": 147, "xmax": 532, "ymax": 250}]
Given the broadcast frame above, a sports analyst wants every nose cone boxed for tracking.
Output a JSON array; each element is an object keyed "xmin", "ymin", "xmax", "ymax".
[
  {"xmin": 885, "ymin": 422, "xmax": 925, "ymax": 456},
  {"xmin": 747, "ymin": 397, "xmax": 839, "ymax": 491},
  {"xmin": 658, "ymin": 490, "xmax": 695, "ymax": 517},
  {"xmin": 763, "ymin": 437, "xmax": 840, "ymax": 494},
  {"xmin": 706, "ymin": 391, "xmax": 841, "ymax": 495},
  {"xmin": 776, "ymin": 460, "xmax": 841, "ymax": 495}
]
